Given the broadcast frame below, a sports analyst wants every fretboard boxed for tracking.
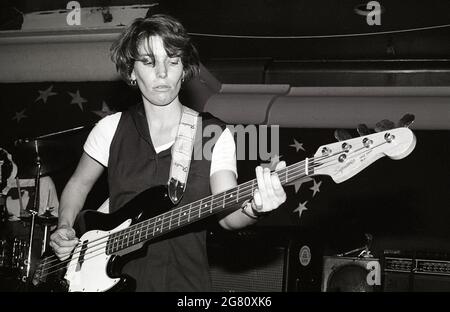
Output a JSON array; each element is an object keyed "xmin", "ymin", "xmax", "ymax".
[{"xmin": 106, "ymin": 158, "xmax": 315, "ymax": 255}]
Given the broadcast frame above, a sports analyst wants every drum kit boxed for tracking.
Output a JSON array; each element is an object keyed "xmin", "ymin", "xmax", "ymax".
[{"xmin": 0, "ymin": 125, "xmax": 90, "ymax": 289}]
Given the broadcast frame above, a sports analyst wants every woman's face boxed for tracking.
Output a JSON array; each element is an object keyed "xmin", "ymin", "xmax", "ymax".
[{"xmin": 131, "ymin": 35, "xmax": 184, "ymax": 107}]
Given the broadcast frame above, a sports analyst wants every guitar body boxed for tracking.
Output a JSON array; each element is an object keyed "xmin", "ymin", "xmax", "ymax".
[{"xmin": 37, "ymin": 185, "xmax": 174, "ymax": 292}]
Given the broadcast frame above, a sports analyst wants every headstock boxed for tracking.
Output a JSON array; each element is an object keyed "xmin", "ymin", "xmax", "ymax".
[{"xmin": 313, "ymin": 127, "xmax": 416, "ymax": 183}]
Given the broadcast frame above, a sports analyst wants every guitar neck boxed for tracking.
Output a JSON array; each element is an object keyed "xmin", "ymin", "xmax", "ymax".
[{"xmin": 106, "ymin": 158, "xmax": 315, "ymax": 255}]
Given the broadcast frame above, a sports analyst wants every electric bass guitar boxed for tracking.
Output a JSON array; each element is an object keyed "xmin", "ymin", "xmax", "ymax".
[{"xmin": 32, "ymin": 127, "xmax": 416, "ymax": 292}]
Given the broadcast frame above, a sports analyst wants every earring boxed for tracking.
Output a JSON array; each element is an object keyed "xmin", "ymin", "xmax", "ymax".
[{"xmin": 130, "ymin": 79, "xmax": 137, "ymax": 86}]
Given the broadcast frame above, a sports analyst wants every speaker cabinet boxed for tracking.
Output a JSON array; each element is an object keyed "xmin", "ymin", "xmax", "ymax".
[
  {"xmin": 207, "ymin": 229, "xmax": 323, "ymax": 292},
  {"xmin": 322, "ymin": 256, "xmax": 381, "ymax": 292},
  {"xmin": 207, "ymin": 230, "xmax": 287, "ymax": 292},
  {"xmin": 383, "ymin": 251, "xmax": 450, "ymax": 292}
]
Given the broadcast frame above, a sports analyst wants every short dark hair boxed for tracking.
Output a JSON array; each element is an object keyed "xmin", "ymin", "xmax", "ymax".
[{"xmin": 110, "ymin": 14, "xmax": 200, "ymax": 86}]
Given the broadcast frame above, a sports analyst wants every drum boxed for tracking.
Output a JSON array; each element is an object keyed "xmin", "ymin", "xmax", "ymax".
[
  {"xmin": 11, "ymin": 238, "xmax": 29, "ymax": 270},
  {"xmin": 0, "ymin": 239, "xmax": 11, "ymax": 268},
  {"xmin": 0, "ymin": 238, "xmax": 28, "ymax": 270}
]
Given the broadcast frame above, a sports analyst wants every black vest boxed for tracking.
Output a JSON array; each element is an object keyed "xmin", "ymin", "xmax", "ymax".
[{"xmin": 108, "ymin": 103, "xmax": 225, "ymax": 291}]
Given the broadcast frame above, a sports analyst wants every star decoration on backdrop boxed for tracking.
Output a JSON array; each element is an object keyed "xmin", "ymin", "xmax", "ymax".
[
  {"xmin": 287, "ymin": 177, "xmax": 313, "ymax": 193},
  {"xmin": 309, "ymin": 179, "xmax": 322, "ymax": 197},
  {"xmin": 12, "ymin": 109, "xmax": 27, "ymax": 123},
  {"xmin": 68, "ymin": 90, "xmax": 88, "ymax": 111},
  {"xmin": 290, "ymin": 138, "xmax": 305, "ymax": 152},
  {"xmin": 293, "ymin": 201, "xmax": 308, "ymax": 219},
  {"xmin": 284, "ymin": 134, "xmax": 326, "ymax": 221},
  {"xmin": 35, "ymin": 85, "xmax": 57, "ymax": 104},
  {"xmin": 92, "ymin": 101, "xmax": 116, "ymax": 118}
]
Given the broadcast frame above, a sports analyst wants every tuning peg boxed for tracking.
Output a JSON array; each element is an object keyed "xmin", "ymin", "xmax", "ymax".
[
  {"xmin": 356, "ymin": 124, "xmax": 372, "ymax": 136},
  {"xmin": 334, "ymin": 129, "xmax": 353, "ymax": 141},
  {"xmin": 398, "ymin": 113, "xmax": 415, "ymax": 128},
  {"xmin": 374, "ymin": 119, "xmax": 396, "ymax": 132}
]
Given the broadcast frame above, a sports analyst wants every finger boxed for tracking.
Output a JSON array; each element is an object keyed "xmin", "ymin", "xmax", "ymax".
[
  {"xmin": 253, "ymin": 189, "xmax": 263, "ymax": 210},
  {"xmin": 52, "ymin": 236, "xmax": 79, "ymax": 248},
  {"xmin": 271, "ymin": 174, "xmax": 287, "ymax": 203},
  {"xmin": 58, "ymin": 228, "xmax": 76, "ymax": 240},
  {"xmin": 275, "ymin": 161, "xmax": 286, "ymax": 171},
  {"xmin": 255, "ymin": 166, "xmax": 267, "ymax": 196},
  {"xmin": 265, "ymin": 169, "xmax": 277, "ymax": 198},
  {"xmin": 55, "ymin": 246, "xmax": 75, "ymax": 257},
  {"xmin": 262, "ymin": 168, "xmax": 278, "ymax": 210}
]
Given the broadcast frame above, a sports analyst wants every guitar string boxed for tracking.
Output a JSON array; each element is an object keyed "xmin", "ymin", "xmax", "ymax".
[
  {"xmin": 35, "ymin": 158, "xmax": 323, "ymax": 278},
  {"xmin": 36, "ymin": 142, "xmax": 385, "ymax": 279},
  {"xmin": 37, "ymin": 150, "xmax": 369, "ymax": 280},
  {"xmin": 36, "ymin": 160, "xmax": 313, "ymax": 277},
  {"xmin": 35, "ymin": 150, "xmax": 348, "ymax": 276},
  {"xmin": 35, "ymin": 148, "xmax": 347, "ymax": 275}
]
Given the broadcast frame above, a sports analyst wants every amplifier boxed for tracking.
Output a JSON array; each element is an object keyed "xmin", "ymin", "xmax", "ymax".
[
  {"xmin": 207, "ymin": 229, "xmax": 288, "ymax": 292},
  {"xmin": 207, "ymin": 229, "xmax": 323, "ymax": 292},
  {"xmin": 383, "ymin": 251, "xmax": 450, "ymax": 292}
]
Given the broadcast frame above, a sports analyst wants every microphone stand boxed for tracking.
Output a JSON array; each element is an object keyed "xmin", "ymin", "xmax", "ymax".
[
  {"xmin": 0, "ymin": 160, "xmax": 7, "ymax": 226},
  {"xmin": 23, "ymin": 140, "xmax": 41, "ymax": 284}
]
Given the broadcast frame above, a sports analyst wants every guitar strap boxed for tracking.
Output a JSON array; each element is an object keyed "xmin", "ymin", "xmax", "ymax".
[{"xmin": 167, "ymin": 106, "xmax": 200, "ymax": 205}]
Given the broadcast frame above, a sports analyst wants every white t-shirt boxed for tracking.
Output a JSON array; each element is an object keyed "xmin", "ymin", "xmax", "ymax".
[
  {"xmin": 84, "ymin": 112, "xmax": 237, "ymax": 177},
  {"xmin": 6, "ymin": 176, "xmax": 59, "ymax": 221}
]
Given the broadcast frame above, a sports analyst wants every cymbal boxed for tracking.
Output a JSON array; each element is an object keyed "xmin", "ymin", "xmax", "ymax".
[
  {"xmin": 39, "ymin": 210, "xmax": 57, "ymax": 221},
  {"xmin": 35, "ymin": 125, "xmax": 93, "ymax": 140},
  {"xmin": 12, "ymin": 124, "xmax": 94, "ymax": 178},
  {"xmin": 12, "ymin": 139, "xmax": 79, "ymax": 178}
]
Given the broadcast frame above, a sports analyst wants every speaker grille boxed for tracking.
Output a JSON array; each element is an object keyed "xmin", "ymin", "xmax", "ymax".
[
  {"xmin": 207, "ymin": 229, "xmax": 288, "ymax": 292},
  {"xmin": 209, "ymin": 246, "xmax": 285, "ymax": 292}
]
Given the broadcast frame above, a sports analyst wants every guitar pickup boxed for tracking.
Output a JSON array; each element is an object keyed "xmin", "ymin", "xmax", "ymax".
[{"xmin": 76, "ymin": 240, "xmax": 88, "ymax": 272}]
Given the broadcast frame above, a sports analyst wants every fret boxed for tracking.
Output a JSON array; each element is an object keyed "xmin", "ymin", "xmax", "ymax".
[
  {"xmin": 165, "ymin": 211, "xmax": 172, "ymax": 232},
  {"xmin": 153, "ymin": 216, "xmax": 163, "ymax": 236},
  {"xmin": 198, "ymin": 202, "xmax": 202, "ymax": 219},
  {"xmin": 127, "ymin": 227, "xmax": 133, "ymax": 247},
  {"xmin": 144, "ymin": 220, "xmax": 149, "ymax": 240},
  {"xmin": 159, "ymin": 214, "xmax": 165, "ymax": 233},
  {"xmin": 114, "ymin": 232, "xmax": 119, "ymax": 253},
  {"xmin": 125, "ymin": 229, "xmax": 131, "ymax": 249},
  {"xmin": 187, "ymin": 204, "xmax": 192, "ymax": 223},
  {"xmin": 177, "ymin": 208, "xmax": 182, "ymax": 227},
  {"xmin": 236, "ymin": 186, "xmax": 240, "ymax": 203},
  {"xmin": 139, "ymin": 223, "xmax": 145, "ymax": 242},
  {"xmin": 180, "ymin": 207, "xmax": 188, "ymax": 226},
  {"xmin": 226, "ymin": 191, "xmax": 234, "ymax": 206},
  {"xmin": 209, "ymin": 195, "xmax": 213, "ymax": 214},
  {"xmin": 107, "ymin": 233, "xmax": 112, "ymax": 253},
  {"xmin": 200, "ymin": 198, "xmax": 207, "ymax": 217},
  {"xmin": 128, "ymin": 226, "xmax": 135, "ymax": 246},
  {"xmin": 168, "ymin": 209, "xmax": 174, "ymax": 231},
  {"xmin": 107, "ymin": 233, "xmax": 113, "ymax": 254},
  {"xmin": 118, "ymin": 231, "xmax": 123, "ymax": 250},
  {"xmin": 121, "ymin": 230, "xmax": 126, "ymax": 250},
  {"xmin": 222, "ymin": 191, "xmax": 226, "ymax": 208},
  {"xmin": 134, "ymin": 225, "xmax": 141, "ymax": 244}
]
